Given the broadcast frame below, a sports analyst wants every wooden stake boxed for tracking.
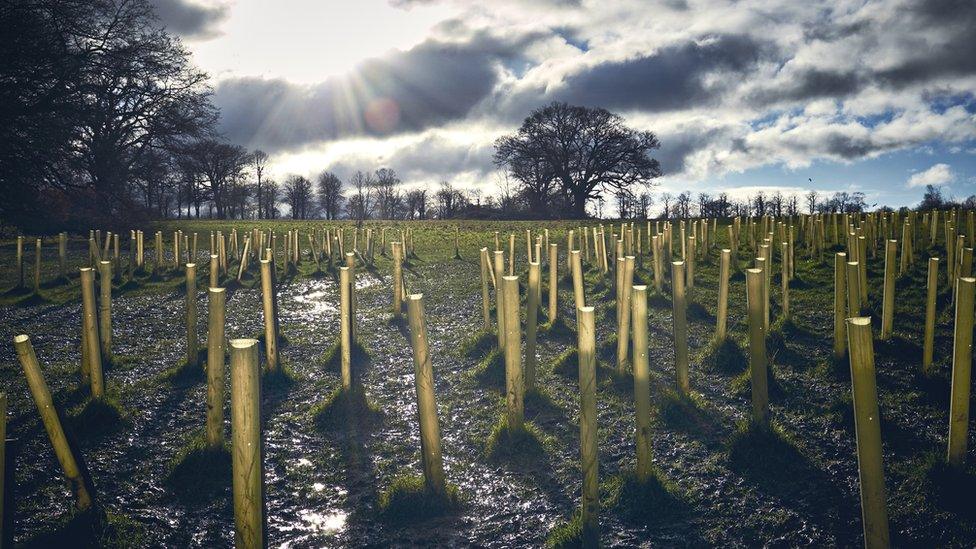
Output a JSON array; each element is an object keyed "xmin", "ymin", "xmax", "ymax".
[
  {"xmin": 479, "ymin": 248, "xmax": 491, "ymax": 330},
  {"xmin": 406, "ymin": 294, "xmax": 447, "ymax": 495},
  {"xmin": 616, "ymin": 256, "xmax": 635, "ymax": 373},
  {"xmin": 781, "ymin": 242, "xmax": 789, "ymax": 319},
  {"xmin": 548, "ymin": 243, "xmax": 558, "ymax": 323},
  {"xmin": 631, "ymin": 285, "xmax": 652, "ymax": 482},
  {"xmin": 502, "ymin": 276, "xmax": 524, "ymax": 428},
  {"xmin": 881, "ymin": 240, "xmax": 897, "ymax": 340},
  {"xmin": 834, "ymin": 253, "xmax": 848, "ymax": 359},
  {"xmin": 98, "ymin": 260, "xmax": 112, "ymax": 358},
  {"xmin": 80, "ymin": 268, "xmax": 104, "ymax": 398},
  {"xmin": 493, "ymin": 251, "xmax": 506, "ymax": 349},
  {"xmin": 206, "ymin": 287, "xmax": 226, "ymax": 448},
  {"xmin": 339, "ymin": 266, "xmax": 353, "ymax": 390},
  {"xmin": 947, "ymin": 277, "xmax": 975, "ymax": 467},
  {"xmin": 230, "ymin": 339, "xmax": 265, "ymax": 549},
  {"xmin": 526, "ymin": 262, "xmax": 540, "ymax": 392},
  {"xmin": 747, "ymin": 268, "xmax": 768, "ymax": 424},
  {"xmin": 14, "ymin": 335, "xmax": 93, "ymax": 510},
  {"xmin": 717, "ymin": 249, "xmax": 730, "ymax": 341},
  {"xmin": 576, "ymin": 305, "xmax": 599, "ymax": 543},
  {"xmin": 210, "ymin": 254, "xmax": 219, "ymax": 289},
  {"xmin": 259, "ymin": 259, "xmax": 279, "ymax": 372},
  {"xmin": 923, "ymin": 257, "xmax": 939, "ymax": 374},
  {"xmin": 186, "ymin": 263, "xmax": 198, "ymax": 368},
  {"xmin": 671, "ymin": 261, "xmax": 689, "ymax": 394},
  {"xmin": 34, "ymin": 238, "xmax": 42, "ymax": 293},
  {"xmin": 16, "ymin": 236, "xmax": 24, "ymax": 288},
  {"xmin": 846, "ymin": 318, "xmax": 891, "ymax": 549},
  {"xmin": 392, "ymin": 242, "xmax": 403, "ymax": 318}
]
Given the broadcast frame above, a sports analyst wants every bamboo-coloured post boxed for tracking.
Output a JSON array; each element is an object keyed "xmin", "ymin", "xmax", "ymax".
[
  {"xmin": 846, "ymin": 318, "xmax": 891, "ymax": 549},
  {"xmin": 859, "ymin": 236, "xmax": 868, "ymax": 303},
  {"xmin": 947, "ymin": 277, "xmax": 975, "ymax": 467},
  {"xmin": 493, "ymin": 251, "xmax": 506, "ymax": 349},
  {"xmin": 746, "ymin": 269, "xmax": 769, "ymax": 424},
  {"xmin": 206, "ymin": 287, "xmax": 226, "ymax": 448},
  {"xmin": 847, "ymin": 261, "xmax": 862, "ymax": 317},
  {"xmin": 479, "ymin": 248, "xmax": 491, "ymax": 330},
  {"xmin": 880, "ymin": 240, "xmax": 897, "ymax": 340},
  {"xmin": 834, "ymin": 253, "xmax": 848, "ymax": 358},
  {"xmin": 0, "ymin": 391, "xmax": 5, "ymax": 540},
  {"xmin": 185, "ymin": 263, "xmax": 199, "ymax": 368},
  {"xmin": 571, "ymin": 250, "xmax": 585, "ymax": 313},
  {"xmin": 716, "ymin": 249, "xmax": 730, "ymax": 341},
  {"xmin": 259, "ymin": 259, "xmax": 279, "ymax": 372},
  {"xmin": 631, "ymin": 285, "xmax": 652, "ymax": 482},
  {"xmin": 671, "ymin": 261, "xmax": 689, "ymax": 394},
  {"xmin": 210, "ymin": 254, "xmax": 219, "ymax": 289},
  {"xmin": 923, "ymin": 258, "xmax": 939, "ymax": 374},
  {"xmin": 34, "ymin": 238, "xmax": 42, "ymax": 293},
  {"xmin": 652, "ymin": 235, "xmax": 663, "ymax": 292},
  {"xmin": 548, "ymin": 243, "xmax": 558, "ymax": 322},
  {"xmin": 526, "ymin": 262, "xmax": 540, "ymax": 392},
  {"xmin": 59, "ymin": 232, "xmax": 67, "ymax": 279},
  {"xmin": 80, "ymin": 268, "xmax": 104, "ymax": 398},
  {"xmin": 508, "ymin": 234, "xmax": 516, "ymax": 276},
  {"xmin": 392, "ymin": 242, "xmax": 404, "ymax": 318},
  {"xmin": 616, "ymin": 256, "xmax": 635, "ymax": 373},
  {"xmin": 16, "ymin": 236, "xmax": 24, "ymax": 288},
  {"xmin": 686, "ymin": 235, "xmax": 696, "ymax": 289},
  {"xmin": 502, "ymin": 276, "xmax": 524, "ymax": 428},
  {"xmin": 780, "ymin": 242, "xmax": 789, "ymax": 318},
  {"xmin": 230, "ymin": 339, "xmax": 265, "ymax": 549},
  {"xmin": 576, "ymin": 305, "xmax": 599, "ymax": 543},
  {"xmin": 98, "ymin": 260, "xmax": 112, "ymax": 358},
  {"xmin": 14, "ymin": 335, "xmax": 94, "ymax": 510},
  {"xmin": 756, "ymin": 256, "xmax": 769, "ymax": 332},
  {"xmin": 339, "ymin": 266, "xmax": 353, "ymax": 389},
  {"xmin": 406, "ymin": 294, "xmax": 447, "ymax": 495}
]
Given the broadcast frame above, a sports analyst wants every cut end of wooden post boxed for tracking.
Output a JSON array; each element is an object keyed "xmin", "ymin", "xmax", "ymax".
[
  {"xmin": 230, "ymin": 338, "xmax": 258, "ymax": 350},
  {"xmin": 407, "ymin": 293, "xmax": 423, "ymax": 302},
  {"xmin": 847, "ymin": 317, "xmax": 872, "ymax": 327},
  {"xmin": 13, "ymin": 334, "xmax": 29, "ymax": 345}
]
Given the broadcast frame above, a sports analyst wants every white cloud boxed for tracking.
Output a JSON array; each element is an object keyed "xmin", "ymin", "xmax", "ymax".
[{"xmin": 907, "ymin": 163, "xmax": 954, "ymax": 188}]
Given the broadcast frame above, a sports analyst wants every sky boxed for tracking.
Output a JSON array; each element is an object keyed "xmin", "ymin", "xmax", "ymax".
[{"xmin": 153, "ymin": 0, "xmax": 976, "ymax": 213}]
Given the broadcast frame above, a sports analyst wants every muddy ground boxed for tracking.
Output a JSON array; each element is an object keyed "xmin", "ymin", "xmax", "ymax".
[{"xmin": 1, "ymin": 220, "xmax": 975, "ymax": 547}]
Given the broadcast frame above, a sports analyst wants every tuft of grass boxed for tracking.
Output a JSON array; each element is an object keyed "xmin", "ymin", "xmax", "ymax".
[
  {"xmin": 459, "ymin": 329, "xmax": 497, "ymax": 360},
  {"xmin": 552, "ymin": 348, "xmax": 579, "ymax": 378},
  {"xmin": 377, "ymin": 475, "xmax": 461, "ymax": 524},
  {"xmin": 907, "ymin": 451, "xmax": 976, "ymax": 519},
  {"xmin": 730, "ymin": 362, "xmax": 785, "ymax": 400},
  {"xmin": 22, "ymin": 508, "xmax": 145, "ymax": 549},
  {"xmin": 320, "ymin": 338, "xmax": 370, "ymax": 372},
  {"xmin": 160, "ymin": 351, "xmax": 207, "ymax": 386},
  {"xmin": 472, "ymin": 348, "xmax": 506, "ymax": 390},
  {"xmin": 605, "ymin": 469, "xmax": 687, "ymax": 525},
  {"xmin": 524, "ymin": 388, "xmax": 565, "ymax": 421},
  {"xmin": 540, "ymin": 316, "xmax": 574, "ymax": 340},
  {"xmin": 658, "ymin": 389, "xmax": 716, "ymax": 434},
  {"xmin": 727, "ymin": 420, "xmax": 803, "ymax": 484},
  {"xmin": 263, "ymin": 363, "xmax": 299, "ymax": 390},
  {"xmin": 311, "ymin": 385, "xmax": 383, "ymax": 433},
  {"xmin": 484, "ymin": 415, "xmax": 548, "ymax": 465},
  {"xmin": 699, "ymin": 336, "xmax": 747, "ymax": 375},
  {"xmin": 546, "ymin": 510, "xmax": 598, "ymax": 548},
  {"xmin": 67, "ymin": 396, "xmax": 127, "ymax": 439},
  {"xmin": 164, "ymin": 433, "xmax": 231, "ymax": 502}
]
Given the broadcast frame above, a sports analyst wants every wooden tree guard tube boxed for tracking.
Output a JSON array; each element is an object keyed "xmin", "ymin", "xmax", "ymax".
[
  {"xmin": 671, "ymin": 261, "xmax": 689, "ymax": 394},
  {"xmin": 80, "ymin": 268, "xmax": 104, "ymax": 398},
  {"xmin": 0, "ymin": 391, "xmax": 5, "ymax": 540},
  {"xmin": 631, "ymin": 285, "xmax": 652, "ymax": 482},
  {"xmin": 392, "ymin": 242, "xmax": 404, "ymax": 318},
  {"xmin": 206, "ymin": 287, "xmax": 227, "ymax": 448},
  {"xmin": 755, "ymin": 256, "xmax": 769, "ymax": 332},
  {"xmin": 616, "ymin": 256, "xmax": 635, "ymax": 373},
  {"xmin": 508, "ymin": 234, "xmax": 516, "ymax": 276},
  {"xmin": 526, "ymin": 262, "xmax": 540, "ymax": 392},
  {"xmin": 406, "ymin": 294, "xmax": 447, "ymax": 495},
  {"xmin": 576, "ymin": 305, "xmax": 599, "ymax": 542},
  {"xmin": 847, "ymin": 261, "xmax": 862, "ymax": 317},
  {"xmin": 229, "ymin": 338, "xmax": 265, "ymax": 549},
  {"xmin": 14, "ymin": 335, "xmax": 93, "ymax": 511},
  {"xmin": 571, "ymin": 250, "xmax": 585, "ymax": 314},
  {"xmin": 16, "ymin": 236, "xmax": 24, "ymax": 288},
  {"xmin": 185, "ymin": 263, "xmax": 199, "ymax": 368},
  {"xmin": 652, "ymin": 235, "xmax": 663, "ymax": 292},
  {"xmin": 493, "ymin": 251, "xmax": 506, "ymax": 349},
  {"xmin": 747, "ymin": 269, "xmax": 769, "ymax": 424},
  {"xmin": 259, "ymin": 259, "xmax": 279, "ymax": 371},
  {"xmin": 880, "ymin": 240, "xmax": 897, "ymax": 340},
  {"xmin": 98, "ymin": 261, "xmax": 112, "ymax": 358},
  {"xmin": 480, "ymin": 248, "xmax": 492, "ymax": 330},
  {"xmin": 780, "ymin": 242, "xmax": 790, "ymax": 318},
  {"xmin": 502, "ymin": 276, "xmax": 524, "ymax": 428},
  {"xmin": 210, "ymin": 254, "xmax": 219, "ymax": 289},
  {"xmin": 59, "ymin": 232, "xmax": 67, "ymax": 279},
  {"xmin": 846, "ymin": 318, "xmax": 891, "ymax": 549},
  {"xmin": 34, "ymin": 238, "xmax": 42, "ymax": 293},
  {"xmin": 923, "ymin": 258, "xmax": 939, "ymax": 374},
  {"xmin": 548, "ymin": 243, "xmax": 558, "ymax": 322},
  {"xmin": 947, "ymin": 277, "xmax": 975, "ymax": 468},
  {"xmin": 834, "ymin": 253, "xmax": 848, "ymax": 358},
  {"xmin": 717, "ymin": 249, "xmax": 731, "ymax": 341},
  {"xmin": 339, "ymin": 266, "xmax": 353, "ymax": 390}
]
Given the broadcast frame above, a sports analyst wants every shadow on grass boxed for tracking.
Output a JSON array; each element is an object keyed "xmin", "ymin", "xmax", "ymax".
[
  {"xmin": 657, "ymin": 389, "xmax": 722, "ymax": 438},
  {"xmin": 540, "ymin": 317, "xmax": 574, "ymax": 341},
  {"xmin": 21, "ymin": 508, "xmax": 145, "ymax": 549},
  {"xmin": 699, "ymin": 336, "xmax": 747, "ymax": 375},
  {"xmin": 66, "ymin": 396, "xmax": 127, "ymax": 440},
  {"xmin": 377, "ymin": 475, "xmax": 462, "ymax": 525},
  {"xmin": 311, "ymin": 386, "xmax": 383, "ymax": 435},
  {"xmin": 484, "ymin": 415, "xmax": 548, "ymax": 467},
  {"xmin": 164, "ymin": 434, "xmax": 231, "ymax": 503},
  {"xmin": 730, "ymin": 363, "xmax": 786, "ymax": 402},
  {"xmin": 524, "ymin": 388, "xmax": 566, "ymax": 424}
]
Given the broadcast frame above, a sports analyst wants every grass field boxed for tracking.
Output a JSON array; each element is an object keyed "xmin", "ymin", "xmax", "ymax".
[{"xmin": 1, "ymin": 218, "xmax": 975, "ymax": 546}]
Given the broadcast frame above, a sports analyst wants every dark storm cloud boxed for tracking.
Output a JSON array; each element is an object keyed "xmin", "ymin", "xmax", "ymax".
[
  {"xmin": 496, "ymin": 34, "xmax": 771, "ymax": 120},
  {"xmin": 748, "ymin": 69, "xmax": 865, "ymax": 106},
  {"xmin": 215, "ymin": 36, "xmax": 524, "ymax": 151},
  {"xmin": 152, "ymin": 0, "xmax": 228, "ymax": 39}
]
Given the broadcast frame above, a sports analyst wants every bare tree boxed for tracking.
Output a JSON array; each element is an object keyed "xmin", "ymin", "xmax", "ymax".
[
  {"xmin": 753, "ymin": 191, "xmax": 767, "ymax": 217},
  {"xmin": 494, "ymin": 102, "xmax": 662, "ymax": 218},
  {"xmin": 676, "ymin": 191, "xmax": 692, "ymax": 218},
  {"xmin": 252, "ymin": 150, "xmax": 269, "ymax": 219},
  {"xmin": 317, "ymin": 172, "xmax": 343, "ymax": 220},
  {"xmin": 660, "ymin": 192, "xmax": 673, "ymax": 219},
  {"xmin": 346, "ymin": 171, "xmax": 374, "ymax": 224},
  {"xmin": 373, "ymin": 168, "xmax": 402, "ymax": 219},
  {"xmin": 284, "ymin": 175, "xmax": 314, "ymax": 219},
  {"xmin": 264, "ymin": 180, "xmax": 280, "ymax": 218},
  {"xmin": 182, "ymin": 139, "xmax": 250, "ymax": 218},
  {"xmin": 769, "ymin": 191, "xmax": 784, "ymax": 217},
  {"xmin": 805, "ymin": 190, "xmax": 819, "ymax": 214},
  {"xmin": 405, "ymin": 188, "xmax": 429, "ymax": 220}
]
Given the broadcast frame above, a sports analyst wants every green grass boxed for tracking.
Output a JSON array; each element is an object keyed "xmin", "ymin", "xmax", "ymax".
[
  {"xmin": 311, "ymin": 385, "xmax": 383, "ymax": 433},
  {"xmin": 546, "ymin": 510, "xmax": 598, "ymax": 548},
  {"xmin": 484, "ymin": 415, "xmax": 548, "ymax": 465},
  {"xmin": 66, "ymin": 395, "xmax": 127, "ymax": 439},
  {"xmin": 377, "ymin": 475, "xmax": 461, "ymax": 524},
  {"xmin": 164, "ymin": 433, "xmax": 232, "ymax": 502}
]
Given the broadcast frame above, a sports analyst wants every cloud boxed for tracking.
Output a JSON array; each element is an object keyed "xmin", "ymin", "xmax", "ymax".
[
  {"xmin": 907, "ymin": 163, "xmax": 955, "ymax": 187},
  {"xmin": 152, "ymin": 0, "xmax": 230, "ymax": 39}
]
